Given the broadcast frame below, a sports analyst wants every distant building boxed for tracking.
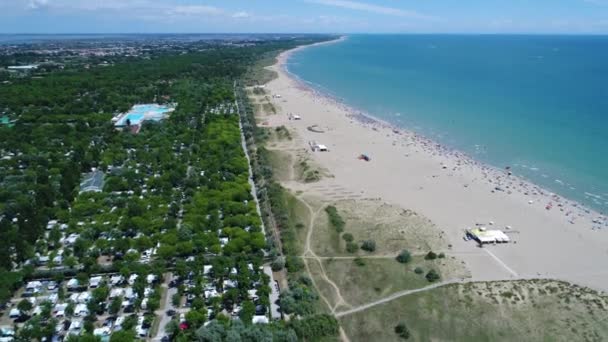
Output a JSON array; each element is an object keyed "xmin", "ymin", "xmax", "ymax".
[{"xmin": 7, "ymin": 65, "xmax": 38, "ymax": 71}]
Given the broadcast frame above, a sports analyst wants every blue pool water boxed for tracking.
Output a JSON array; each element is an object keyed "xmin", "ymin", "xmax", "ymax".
[
  {"xmin": 115, "ymin": 104, "xmax": 172, "ymax": 126},
  {"xmin": 288, "ymin": 35, "xmax": 608, "ymax": 212}
]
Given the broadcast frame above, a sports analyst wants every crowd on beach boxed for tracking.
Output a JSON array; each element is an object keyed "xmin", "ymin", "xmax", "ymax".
[{"xmin": 279, "ymin": 54, "xmax": 608, "ymax": 233}]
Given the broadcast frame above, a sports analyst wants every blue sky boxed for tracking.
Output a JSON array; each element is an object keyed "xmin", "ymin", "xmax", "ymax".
[{"xmin": 1, "ymin": 0, "xmax": 608, "ymax": 34}]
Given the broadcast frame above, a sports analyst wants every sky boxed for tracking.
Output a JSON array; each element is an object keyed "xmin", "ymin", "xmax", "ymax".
[{"xmin": 0, "ymin": 0, "xmax": 608, "ymax": 34}]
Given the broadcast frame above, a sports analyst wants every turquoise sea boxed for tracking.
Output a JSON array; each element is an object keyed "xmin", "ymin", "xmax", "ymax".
[{"xmin": 287, "ymin": 35, "xmax": 608, "ymax": 213}]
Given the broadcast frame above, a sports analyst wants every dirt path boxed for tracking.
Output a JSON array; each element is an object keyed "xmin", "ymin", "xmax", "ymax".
[
  {"xmin": 298, "ymin": 194, "xmax": 352, "ymax": 313},
  {"xmin": 255, "ymin": 100, "xmax": 353, "ymax": 339},
  {"xmin": 334, "ymin": 279, "xmax": 468, "ymax": 318}
]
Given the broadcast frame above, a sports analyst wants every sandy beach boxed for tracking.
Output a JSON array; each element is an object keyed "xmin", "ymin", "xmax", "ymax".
[{"xmin": 260, "ymin": 38, "xmax": 608, "ymax": 292}]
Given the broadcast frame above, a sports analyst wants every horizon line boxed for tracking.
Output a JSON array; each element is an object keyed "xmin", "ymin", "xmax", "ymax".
[{"xmin": 2, "ymin": 32, "xmax": 608, "ymax": 36}]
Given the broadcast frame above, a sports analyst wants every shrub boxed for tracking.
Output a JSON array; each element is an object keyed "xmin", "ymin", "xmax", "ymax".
[
  {"xmin": 395, "ymin": 322, "xmax": 410, "ymax": 339},
  {"xmin": 271, "ymin": 256, "xmax": 285, "ymax": 271},
  {"xmin": 361, "ymin": 240, "xmax": 376, "ymax": 252},
  {"xmin": 425, "ymin": 251, "xmax": 437, "ymax": 260},
  {"xmin": 354, "ymin": 257, "xmax": 365, "ymax": 267},
  {"xmin": 425, "ymin": 269, "xmax": 440, "ymax": 282},
  {"xmin": 346, "ymin": 242, "xmax": 359, "ymax": 254},
  {"xmin": 396, "ymin": 250, "xmax": 412, "ymax": 264},
  {"xmin": 286, "ymin": 255, "xmax": 304, "ymax": 273},
  {"xmin": 438, "ymin": 252, "xmax": 445, "ymax": 259},
  {"xmin": 342, "ymin": 233, "xmax": 354, "ymax": 243},
  {"xmin": 414, "ymin": 267, "xmax": 424, "ymax": 275},
  {"xmin": 325, "ymin": 206, "xmax": 345, "ymax": 233},
  {"xmin": 172, "ymin": 293, "xmax": 181, "ymax": 307},
  {"xmin": 291, "ymin": 314, "xmax": 339, "ymax": 340}
]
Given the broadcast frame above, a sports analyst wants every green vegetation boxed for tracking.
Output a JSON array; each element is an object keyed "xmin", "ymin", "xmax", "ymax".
[
  {"xmin": 322, "ymin": 258, "xmax": 440, "ymax": 306},
  {"xmin": 0, "ymin": 35, "xmax": 339, "ymax": 341},
  {"xmin": 342, "ymin": 233, "xmax": 354, "ymax": 243},
  {"xmin": 361, "ymin": 240, "xmax": 376, "ymax": 252},
  {"xmin": 346, "ymin": 242, "xmax": 359, "ymax": 254},
  {"xmin": 396, "ymin": 250, "xmax": 412, "ymax": 264},
  {"xmin": 325, "ymin": 205, "xmax": 346, "ymax": 233},
  {"xmin": 424, "ymin": 251, "xmax": 437, "ymax": 260},
  {"xmin": 425, "ymin": 269, "xmax": 440, "ymax": 282},
  {"xmin": 394, "ymin": 322, "xmax": 410, "ymax": 340},
  {"xmin": 340, "ymin": 280, "xmax": 608, "ymax": 342}
]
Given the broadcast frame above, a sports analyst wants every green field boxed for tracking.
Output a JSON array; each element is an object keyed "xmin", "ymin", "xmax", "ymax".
[
  {"xmin": 323, "ymin": 257, "xmax": 466, "ymax": 307},
  {"xmin": 340, "ymin": 279, "xmax": 608, "ymax": 342}
]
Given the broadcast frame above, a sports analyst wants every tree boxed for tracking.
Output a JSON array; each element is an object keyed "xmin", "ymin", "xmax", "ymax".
[
  {"xmin": 110, "ymin": 330, "xmax": 136, "ymax": 342},
  {"xmin": 271, "ymin": 256, "xmax": 285, "ymax": 271},
  {"xmin": 65, "ymin": 303, "xmax": 75, "ymax": 316},
  {"xmin": 425, "ymin": 251, "xmax": 437, "ymax": 260},
  {"xmin": 346, "ymin": 242, "xmax": 358, "ymax": 253},
  {"xmin": 17, "ymin": 298, "xmax": 33, "ymax": 313},
  {"xmin": 342, "ymin": 233, "xmax": 354, "ymax": 243},
  {"xmin": 361, "ymin": 240, "xmax": 376, "ymax": 252},
  {"xmin": 396, "ymin": 249, "xmax": 412, "ymax": 264},
  {"xmin": 109, "ymin": 296, "xmax": 122, "ymax": 315},
  {"xmin": 186, "ymin": 310, "xmax": 207, "ymax": 327},
  {"xmin": 395, "ymin": 322, "xmax": 410, "ymax": 339},
  {"xmin": 196, "ymin": 320, "xmax": 225, "ymax": 341},
  {"xmin": 40, "ymin": 300, "xmax": 53, "ymax": 319},
  {"xmin": 172, "ymin": 293, "xmax": 182, "ymax": 307},
  {"xmin": 290, "ymin": 314, "xmax": 339, "ymax": 340},
  {"xmin": 425, "ymin": 269, "xmax": 440, "ymax": 282},
  {"xmin": 65, "ymin": 256, "xmax": 78, "ymax": 269},
  {"xmin": 239, "ymin": 300, "xmax": 255, "ymax": 324}
]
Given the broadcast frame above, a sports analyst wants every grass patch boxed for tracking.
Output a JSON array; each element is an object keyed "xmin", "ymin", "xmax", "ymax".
[
  {"xmin": 262, "ymin": 102, "xmax": 276, "ymax": 114},
  {"xmin": 311, "ymin": 200, "xmax": 449, "ymax": 257},
  {"xmin": 323, "ymin": 257, "xmax": 458, "ymax": 306},
  {"xmin": 307, "ymin": 259, "xmax": 340, "ymax": 310},
  {"xmin": 266, "ymin": 149, "xmax": 292, "ymax": 182},
  {"xmin": 283, "ymin": 192, "xmax": 311, "ymax": 252},
  {"xmin": 340, "ymin": 280, "xmax": 608, "ymax": 342}
]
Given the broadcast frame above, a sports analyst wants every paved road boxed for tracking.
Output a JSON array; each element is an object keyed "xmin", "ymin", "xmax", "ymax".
[
  {"xmin": 263, "ymin": 265, "xmax": 281, "ymax": 320},
  {"xmin": 150, "ymin": 273, "xmax": 177, "ymax": 341}
]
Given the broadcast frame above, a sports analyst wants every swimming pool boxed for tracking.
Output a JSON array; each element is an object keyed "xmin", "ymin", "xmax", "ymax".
[{"xmin": 115, "ymin": 104, "xmax": 174, "ymax": 126}]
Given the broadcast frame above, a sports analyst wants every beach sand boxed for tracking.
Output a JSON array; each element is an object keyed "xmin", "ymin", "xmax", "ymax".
[{"xmin": 261, "ymin": 39, "xmax": 608, "ymax": 292}]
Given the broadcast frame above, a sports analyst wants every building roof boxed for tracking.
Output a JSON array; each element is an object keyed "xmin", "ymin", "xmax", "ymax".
[
  {"xmin": 79, "ymin": 170, "xmax": 105, "ymax": 193},
  {"xmin": 469, "ymin": 228, "xmax": 510, "ymax": 243},
  {"xmin": 252, "ymin": 315, "xmax": 269, "ymax": 324}
]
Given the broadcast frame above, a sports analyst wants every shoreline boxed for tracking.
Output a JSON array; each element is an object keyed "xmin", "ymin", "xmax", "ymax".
[
  {"xmin": 281, "ymin": 37, "xmax": 607, "ymax": 229},
  {"xmin": 262, "ymin": 38, "xmax": 608, "ymax": 293}
]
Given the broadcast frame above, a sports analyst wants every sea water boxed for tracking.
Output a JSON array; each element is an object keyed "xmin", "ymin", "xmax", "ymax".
[{"xmin": 287, "ymin": 35, "xmax": 608, "ymax": 212}]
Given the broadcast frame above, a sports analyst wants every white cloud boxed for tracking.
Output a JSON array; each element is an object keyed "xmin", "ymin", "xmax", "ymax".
[
  {"xmin": 168, "ymin": 5, "xmax": 224, "ymax": 16},
  {"xmin": 232, "ymin": 11, "xmax": 251, "ymax": 19},
  {"xmin": 28, "ymin": 0, "xmax": 49, "ymax": 10},
  {"xmin": 306, "ymin": 0, "xmax": 433, "ymax": 19}
]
